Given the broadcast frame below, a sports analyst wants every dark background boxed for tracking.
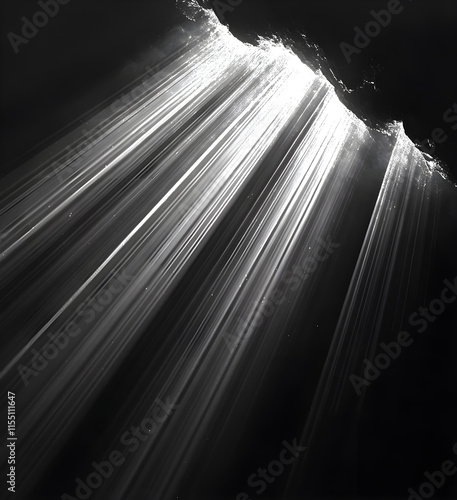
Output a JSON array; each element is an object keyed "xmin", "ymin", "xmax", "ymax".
[{"xmin": 0, "ymin": 0, "xmax": 185, "ymax": 173}]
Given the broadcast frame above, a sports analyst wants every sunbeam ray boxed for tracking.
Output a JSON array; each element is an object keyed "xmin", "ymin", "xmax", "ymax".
[{"xmin": 1, "ymin": 6, "xmax": 456, "ymax": 500}]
